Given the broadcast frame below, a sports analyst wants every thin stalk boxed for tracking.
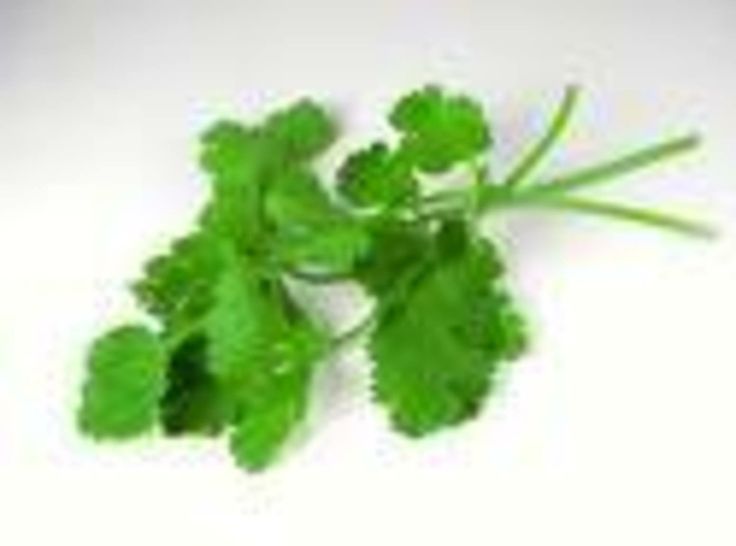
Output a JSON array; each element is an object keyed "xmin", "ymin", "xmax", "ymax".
[
  {"xmin": 288, "ymin": 269, "xmax": 353, "ymax": 284},
  {"xmin": 526, "ymin": 134, "xmax": 701, "ymax": 197},
  {"xmin": 504, "ymin": 85, "xmax": 580, "ymax": 188},
  {"xmin": 162, "ymin": 318, "xmax": 203, "ymax": 353},
  {"xmin": 330, "ymin": 312, "xmax": 376, "ymax": 352},
  {"xmin": 512, "ymin": 195, "xmax": 716, "ymax": 238}
]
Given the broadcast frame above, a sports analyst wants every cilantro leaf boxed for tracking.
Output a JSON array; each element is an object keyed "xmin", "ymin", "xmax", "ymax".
[
  {"xmin": 79, "ymin": 325, "xmax": 167, "ymax": 439},
  {"xmin": 338, "ymin": 143, "xmax": 418, "ymax": 208},
  {"xmin": 390, "ymin": 86, "xmax": 491, "ymax": 173},
  {"xmin": 200, "ymin": 121, "xmax": 259, "ymax": 180},
  {"xmin": 199, "ymin": 102, "xmax": 339, "ymax": 256},
  {"xmin": 206, "ymin": 256, "xmax": 286, "ymax": 381},
  {"xmin": 206, "ymin": 253, "xmax": 328, "ymax": 469},
  {"xmin": 265, "ymin": 167, "xmax": 368, "ymax": 273},
  {"xmin": 263, "ymin": 99, "xmax": 336, "ymax": 161},
  {"xmin": 230, "ymin": 324, "xmax": 324, "ymax": 470},
  {"xmin": 351, "ymin": 218, "xmax": 431, "ymax": 296},
  {"xmin": 132, "ymin": 230, "xmax": 222, "ymax": 332},
  {"xmin": 199, "ymin": 121, "xmax": 267, "ymax": 250},
  {"xmin": 369, "ymin": 221, "xmax": 527, "ymax": 436}
]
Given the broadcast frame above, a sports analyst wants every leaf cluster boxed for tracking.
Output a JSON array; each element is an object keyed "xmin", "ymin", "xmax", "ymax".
[{"xmin": 78, "ymin": 85, "xmax": 709, "ymax": 470}]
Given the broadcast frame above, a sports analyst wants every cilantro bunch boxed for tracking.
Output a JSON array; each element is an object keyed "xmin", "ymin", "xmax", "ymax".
[{"xmin": 78, "ymin": 86, "xmax": 711, "ymax": 471}]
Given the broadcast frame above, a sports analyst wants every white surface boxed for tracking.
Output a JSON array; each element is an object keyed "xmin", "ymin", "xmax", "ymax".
[{"xmin": 1, "ymin": 1, "xmax": 735, "ymax": 544}]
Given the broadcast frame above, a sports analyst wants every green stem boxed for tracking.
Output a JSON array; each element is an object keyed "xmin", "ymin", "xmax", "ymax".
[
  {"xmin": 288, "ymin": 269, "xmax": 353, "ymax": 284},
  {"xmin": 526, "ymin": 134, "xmax": 701, "ymax": 197},
  {"xmin": 162, "ymin": 318, "xmax": 203, "ymax": 353},
  {"xmin": 504, "ymin": 85, "xmax": 580, "ymax": 188},
  {"xmin": 330, "ymin": 312, "xmax": 376, "ymax": 352},
  {"xmin": 510, "ymin": 195, "xmax": 716, "ymax": 238}
]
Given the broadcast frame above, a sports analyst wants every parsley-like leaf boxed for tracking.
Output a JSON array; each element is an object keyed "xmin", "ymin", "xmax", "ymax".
[
  {"xmin": 370, "ymin": 221, "xmax": 527, "ymax": 436},
  {"xmin": 199, "ymin": 121, "xmax": 267, "ymax": 250},
  {"xmin": 338, "ymin": 143, "xmax": 417, "ymax": 208},
  {"xmin": 132, "ymin": 230, "xmax": 222, "ymax": 332},
  {"xmin": 266, "ymin": 166, "xmax": 368, "ymax": 273},
  {"xmin": 390, "ymin": 86, "xmax": 491, "ymax": 173},
  {"xmin": 206, "ymin": 253, "xmax": 327, "ymax": 469},
  {"xmin": 351, "ymin": 218, "xmax": 431, "ymax": 296},
  {"xmin": 230, "ymin": 323, "xmax": 324, "ymax": 470},
  {"xmin": 263, "ymin": 99, "xmax": 336, "ymax": 161},
  {"xmin": 79, "ymin": 325, "xmax": 167, "ymax": 439}
]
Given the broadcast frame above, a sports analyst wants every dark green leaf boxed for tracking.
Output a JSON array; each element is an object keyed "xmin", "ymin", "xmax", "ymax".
[{"xmin": 161, "ymin": 336, "xmax": 234, "ymax": 436}]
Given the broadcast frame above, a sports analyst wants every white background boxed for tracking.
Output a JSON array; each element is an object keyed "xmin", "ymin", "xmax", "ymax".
[{"xmin": 1, "ymin": 1, "xmax": 735, "ymax": 544}]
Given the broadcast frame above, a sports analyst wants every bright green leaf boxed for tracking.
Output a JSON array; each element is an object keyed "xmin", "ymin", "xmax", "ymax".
[
  {"xmin": 338, "ymin": 143, "xmax": 417, "ymax": 208},
  {"xmin": 230, "ymin": 324, "xmax": 324, "ymax": 470},
  {"xmin": 390, "ymin": 85, "xmax": 491, "ymax": 173},
  {"xmin": 132, "ymin": 230, "xmax": 222, "ymax": 332},
  {"xmin": 265, "ymin": 167, "xmax": 369, "ymax": 273},
  {"xmin": 79, "ymin": 325, "xmax": 167, "ymax": 439},
  {"xmin": 370, "ymin": 221, "xmax": 527, "ymax": 436},
  {"xmin": 263, "ymin": 99, "xmax": 336, "ymax": 161},
  {"xmin": 207, "ymin": 255, "xmax": 328, "ymax": 469}
]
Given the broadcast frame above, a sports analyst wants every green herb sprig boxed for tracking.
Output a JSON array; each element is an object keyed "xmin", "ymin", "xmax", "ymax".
[{"xmin": 78, "ymin": 85, "xmax": 712, "ymax": 470}]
